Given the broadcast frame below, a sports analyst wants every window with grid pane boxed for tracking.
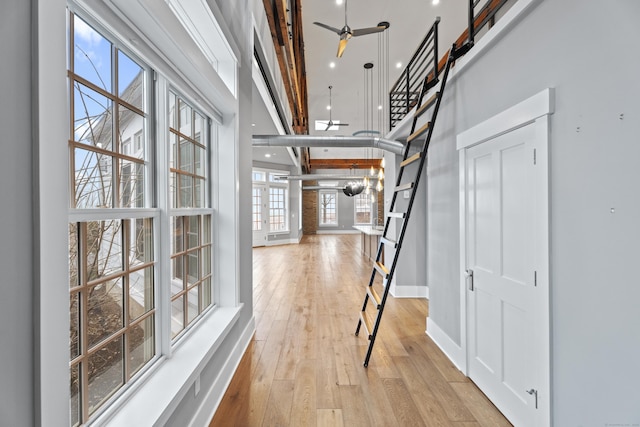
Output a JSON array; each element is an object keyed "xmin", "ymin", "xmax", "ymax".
[
  {"xmin": 68, "ymin": 13, "xmax": 155, "ymax": 426},
  {"xmin": 319, "ymin": 190, "xmax": 338, "ymax": 225},
  {"xmin": 354, "ymin": 192, "xmax": 372, "ymax": 224},
  {"xmin": 269, "ymin": 187, "xmax": 287, "ymax": 231},
  {"xmin": 168, "ymin": 91, "xmax": 213, "ymax": 340},
  {"xmin": 252, "ymin": 188, "xmax": 262, "ymax": 231}
]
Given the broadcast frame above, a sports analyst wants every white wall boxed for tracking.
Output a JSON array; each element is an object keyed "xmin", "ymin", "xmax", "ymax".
[
  {"xmin": 0, "ymin": 1, "xmax": 34, "ymax": 425},
  {"xmin": 424, "ymin": 0, "xmax": 640, "ymax": 424}
]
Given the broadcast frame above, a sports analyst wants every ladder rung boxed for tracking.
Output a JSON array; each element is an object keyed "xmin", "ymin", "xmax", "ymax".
[
  {"xmin": 407, "ymin": 121, "xmax": 431, "ymax": 143},
  {"xmin": 394, "ymin": 182, "xmax": 414, "ymax": 193},
  {"xmin": 380, "ymin": 236, "xmax": 397, "ymax": 248},
  {"xmin": 414, "ymin": 92, "xmax": 439, "ymax": 119},
  {"xmin": 374, "ymin": 261, "xmax": 390, "ymax": 278},
  {"xmin": 359, "ymin": 311, "xmax": 374, "ymax": 339},
  {"xmin": 400, "ymin": 152, "xmax": 422, "ymax": 167},
  {"xmin": 387, "ymin": 212, "xmax": 406, "ymax": 219},
  {"xmin": 367, "ymin": 286, "xmax": 381, "ymax": 308}
]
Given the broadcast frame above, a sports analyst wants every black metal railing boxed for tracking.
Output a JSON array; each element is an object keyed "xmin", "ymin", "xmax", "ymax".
[
  {"xmin": 389, "ymin": 17, "xmax": 440, "ymax": 130},
  {"xmin": 388, "ymin": 0, "xmax": 514, "ymax": 129}
]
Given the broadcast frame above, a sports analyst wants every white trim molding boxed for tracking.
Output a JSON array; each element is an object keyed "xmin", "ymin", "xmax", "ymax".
[
  {"xmin": 426, "ymin": 317, "xmax": 465, "ymax": 372},
  {"xmin": 390, "ymin": 283, "xmax": 429, "ymax": 299}
]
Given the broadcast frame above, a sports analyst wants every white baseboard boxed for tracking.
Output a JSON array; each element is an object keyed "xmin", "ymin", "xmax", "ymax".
[
  {"xmin": 189, "ymin": 316, "xmax": 256, "ymax": 427},
  {"xmin": 315, "ymin": 229, "xmax": 360, "ymax": 235},
  {"xmin": 265, "ymin": 237, "xmax": 300, "ymax": 246},
  {"xmin": 426, "ymin": 317, "xmax": 466, "ymax": 374},
  {"xmin": 389, "ymin": 282, "xmax": 429, "ymax": 299}
]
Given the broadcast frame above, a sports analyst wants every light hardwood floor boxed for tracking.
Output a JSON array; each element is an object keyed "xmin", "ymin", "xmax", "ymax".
[{"xmin": 210, "ymin": 234, "xmax": 511, "ymax": 427}]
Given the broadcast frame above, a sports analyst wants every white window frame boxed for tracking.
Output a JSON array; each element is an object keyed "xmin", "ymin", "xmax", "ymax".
[
  {"xmin": 354, "ymin": 192, "xmax": 373, "ymax": 225},
  {"xmin": 42, "ymin": 3, "xmax": 242, "ymax": 426},
  {"xmin": 318, "ymin": 189, "xmax": 338, "ymax": 226},
  {"xmin": 252, "ymin": 168, "xmax": 290, "ymax": 235}
]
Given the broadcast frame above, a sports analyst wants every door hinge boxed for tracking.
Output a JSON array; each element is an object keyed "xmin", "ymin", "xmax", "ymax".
[
  {"xmin": 533, "ymin": 148, "xmax": 537, "ymax": 165},
  {"xmin": 465, "ymin": 269, "xmax": 474, "ymax": 291},
  {"xmin": 534, "ymin": 270, "xmax": 537, "ymax": 287},
  {"xmin": 526, "ymin": 388, "xmax": 538, "ymax": 409}
]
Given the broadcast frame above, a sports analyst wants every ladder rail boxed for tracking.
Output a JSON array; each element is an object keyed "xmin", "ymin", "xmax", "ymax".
[{"xmin": 357, "ymin": 43, "xmax": 465, "ymax": 367}]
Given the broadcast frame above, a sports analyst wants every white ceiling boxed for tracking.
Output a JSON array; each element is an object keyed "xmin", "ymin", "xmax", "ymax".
[{"xmin": 253, "ymin": 0, "xmax": 471, "ymax": 166}]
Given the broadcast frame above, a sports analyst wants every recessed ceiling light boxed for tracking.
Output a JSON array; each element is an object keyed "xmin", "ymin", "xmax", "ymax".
[
  {"xmin": 326, "ymin": 105, "xmax": 331, "ymax": 110},
  {"xmin": 336, "ymin": 0, "xmax": 343, "ymax": 4},
  {"xmin": 432, "ymin": 0, "xmax": 440, "ymax": 4},
  {"xmin": 265, "ymin": 153, "xmax": 271, "ymax": 158},
  {"xmin": 329, "ymin": 62, "xmax": 336, "ymax": 68},
  {"xmin": 251, "ymin": 123, "xmax": 256, "ymax": 126},
  {"xmin": 378, "ymin": 105, "xmax": 383, "ymax": 110},
  {"xmin": 395, "ymin": 62, "xmax": 402, "ymax": 68}
]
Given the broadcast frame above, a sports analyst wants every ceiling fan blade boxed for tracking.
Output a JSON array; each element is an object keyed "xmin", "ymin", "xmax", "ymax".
[
  {"xmin": 352, "ymin": 26, "xmax": 386, "ymax": 37},
  {"xmin": 337, "ymin": 38, "xmax": 348, "ymax": 57},
  {"xmin": 313, "ymin": 22, "xmax": 341, "ymax": 35},
  {"xmin": 335, "ymin": 123, "xmax": 350, "ymax": 126},
  {"xmin": 324, "ymin": 121, "xmax": 332, "ymax": 131}
]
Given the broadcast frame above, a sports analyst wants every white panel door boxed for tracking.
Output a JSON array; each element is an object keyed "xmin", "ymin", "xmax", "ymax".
[
  {"xmin": 465, "ymin": 123, "xmax": 542, "ymax": 426},
  {"xmin": 252, "ymin": 184, "xmax": 267, "ymax": 247}
]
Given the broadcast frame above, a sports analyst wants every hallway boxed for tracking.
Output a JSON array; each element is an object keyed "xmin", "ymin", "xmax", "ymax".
[{"xmin": 210, "ymin": 234, "xmax": 511, "ymax": 426}]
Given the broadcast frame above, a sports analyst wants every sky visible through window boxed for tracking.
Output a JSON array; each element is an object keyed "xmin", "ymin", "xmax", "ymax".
[{"xmin": 73, "ymin": 15, "xmax": 144, "ymax": 172}]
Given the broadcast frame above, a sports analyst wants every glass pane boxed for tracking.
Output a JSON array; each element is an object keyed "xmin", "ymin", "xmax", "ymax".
[
  {"xmin": 179, "ymin": 140, "xmax": 193, "ymax": 173},
  {"xmin": 194, "ymin": 112, "xmax": 205, "ymax": 144},
  {"xmin": 187, "ymin": 252, "xmax": 199, "ymax": 286},
  {"xmin": 171, "ymin": 297, "xmax": 184, "ymax": 338},
  {"xmin": 171, "ymin": 255, "xmax": 183, "ymax": 295},
  {"xmin": 168, "ymin": 92, "xmax": 177, "ymax": 130},
  {"xmin": 73, "ymin": 83, "xmax": 113, "ymax": 148},
  {"xmin": 117, "ymin": 50, "xmax": 143, "ymax": 110},
  {"xmin": 74, "ymin": 148, "xmax": 113, "ymax": 209},
  {"xmin": 172, "ymin": 216, "xmax": 183, "ymax": 253},
  {"xmin": 86, "ymin": 220, "xmax": 122, "ymax": 281},
  {"xmin": 129, "ymin": 267, "xmax": 154, "ymax": 321},
  {"xmin": 70, "ymin": 292, "xmax": 80, "ymax": 359},
  {"xmin": 202, "ymin": 245, "xmax": 211, "ymax": 277},
  {"xmin": 119, "ymin": 160, "xmax": 144, "ymax": 208},
  {"xmin": 73, "ymin": 15, "xmax": 112, "ymax": 92},
  {"xmin": 202, "ymin": 215, "xmax": 211, "ymax": 244},
  {"xmin": 178, "ymin": 99, "xmax": 193, "ymax": 138},
  {"xmin": 187, "ymin": 288, "xmax": 199, "ymax": 324},
  {"xmin": 171, "ymin": 172, "xmax": 178, "ymax": 209},
  {"xmin": 202, "ymin": 277, "xmax": 212, "ymax": 308},
  {"xmin": 194, "ymin": 178, "xmax": 204, "ymax": 208},
  {"xmin": 88, "ymin": 336, "xmax": 124, "ymax": 415},
  {"xmin": 87, "ymin": 278, "xmax": 124, "ymax": 349},
  {"xmin": 118, "ymin": 105, "xmax": 144, "ymax": 160},
  {"xmin": 194, "ymin": 146, "xmax": 205, "ymax": 177},
  {"xmin": 129, "ymin": 315, "xmax": 155, "ymax": 376},
  {"xmin": 131, "ymin": 218, "xmax": 152, "ymax": 267},
  {"xmin": 180, "ymin": 175, "xmax": 192, "ymax": 208},
  {"xmin": 188, "ymin": 216, "xmax": 199, "ymax": 249},
  {"xmin": 70, "ymin": 363, "xmax": 81, "ymax": 427},
  {"xmin": 169, "ymin": 131, "xmax": 177, "ymax": 170},
  {"xmin": 69, "ymin": 223, "xmax": 79, "ymax": 288}
]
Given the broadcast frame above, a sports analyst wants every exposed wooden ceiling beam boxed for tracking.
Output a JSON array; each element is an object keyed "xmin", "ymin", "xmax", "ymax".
[{"xmin": 309, "ymin": 158, "xmax": 383, "ymax": 170}]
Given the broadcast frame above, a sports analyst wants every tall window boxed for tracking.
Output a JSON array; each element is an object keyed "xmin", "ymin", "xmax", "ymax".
[
  {"xmin": 269, "ymin": 187, "xmax": 287, "ymax": 231},
  {"xmin": 68, "ymin": 13, "xmax": 155, "ymax": 425},
  {"xmin": 354, "ymin": 192, "xmax": 372, "ymax": 224},
  {"xmin": 252, "ymin": 188, "xmax": 262, "ymax": 231},
  {"xmin": 169, "ymin": 91, "xmax": 213, "ymax": 339},
  {"xmin": 319, "ymin": 190, "xmax": 338, "ymax": 226}
]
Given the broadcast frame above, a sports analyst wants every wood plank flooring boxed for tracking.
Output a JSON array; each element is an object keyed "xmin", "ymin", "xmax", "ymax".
[{"xmin": 210, "ymin": 234, "xmax": 511, "ymax": 427}]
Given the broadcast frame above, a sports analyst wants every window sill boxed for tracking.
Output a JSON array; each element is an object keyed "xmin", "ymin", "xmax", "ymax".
[{"xmin": 93, "ymin": 305, "xmax": 243, "ymax": 426}]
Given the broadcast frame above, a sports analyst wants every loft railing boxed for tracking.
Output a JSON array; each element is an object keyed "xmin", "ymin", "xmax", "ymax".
[
  {"xmin": 389, "ymin": 17, "xmax": 440, "ymax": 131},
  {"xmin": 389, "ymin": 0, "xmax": 514, "ymax": 129}
]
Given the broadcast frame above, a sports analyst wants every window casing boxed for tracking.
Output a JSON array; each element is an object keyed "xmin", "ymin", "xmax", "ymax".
[
  {"xmin": 67, "ymin": 12, "xmax": 216, "ymax": 425},
  {"xmin": 252, "ymin": 169, "xmax": 289, "ymax": 233},
  {"xmin": 319, "ymin": 190, "xmax": 338, "ymax": 226}
]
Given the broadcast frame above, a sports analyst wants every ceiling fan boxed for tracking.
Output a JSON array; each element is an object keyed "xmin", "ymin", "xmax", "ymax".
[
  {"xmin": 318, "ymin": 86, "xmax": 349, "ymax": 131},
  {"xmin": 313, "ymin": 0, "xmax": 388, "ymax": 58}
]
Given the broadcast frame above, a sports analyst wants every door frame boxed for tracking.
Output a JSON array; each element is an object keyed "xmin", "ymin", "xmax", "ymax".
[
  {"xmin": 456, "ymin": 88, "xmax": 554, "ymax": 425},
  {"xmin": 252, "ymin": 183, "xmax": 268, "ymax": 247}
]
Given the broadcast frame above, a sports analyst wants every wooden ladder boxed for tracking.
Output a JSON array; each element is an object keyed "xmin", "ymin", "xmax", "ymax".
[{"xmin": 355, "ymin": 42, "xmax": 472, "ymax": 367}]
